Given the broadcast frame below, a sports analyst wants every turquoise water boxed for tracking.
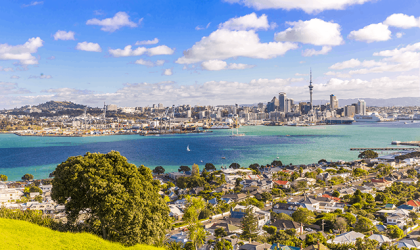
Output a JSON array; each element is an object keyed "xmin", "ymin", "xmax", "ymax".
[{"xmin": 0, "ymin": 122, "xmax": 418, "ymax": 181}]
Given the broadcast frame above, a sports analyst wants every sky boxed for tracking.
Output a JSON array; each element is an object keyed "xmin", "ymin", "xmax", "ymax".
[{"xmin": 0, "ymin": 0, "xmax": 420, "ymax": 108}]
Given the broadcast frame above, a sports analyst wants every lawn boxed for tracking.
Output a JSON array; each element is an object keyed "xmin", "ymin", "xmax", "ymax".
[{"xmin": 0, "ymin": 218, "xmax": 164, "ymax": 250}]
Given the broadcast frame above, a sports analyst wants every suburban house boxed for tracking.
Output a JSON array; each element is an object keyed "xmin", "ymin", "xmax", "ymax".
[
  {"xmin": 273, "ymin": 180, "xmax": 291, "ymax": 189},
  {"xmin": 230, "ymin": 205, "xmax": 271, "ymax": 229},
  {"xmin": 272, "ymin": 203, "xmax": 304, "ymax": 216},
  {"xmin": 269, "ymin": 220, "xmax": 304, "ymax": 234},
  {"xmin": 328, "ymin": 231, "xmax": 365, "ymax": 244}
]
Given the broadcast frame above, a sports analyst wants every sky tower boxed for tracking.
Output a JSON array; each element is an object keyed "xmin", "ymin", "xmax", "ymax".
[{"xmin": 309, "ymin": 69, "xmax": 313, "ymax": 110}]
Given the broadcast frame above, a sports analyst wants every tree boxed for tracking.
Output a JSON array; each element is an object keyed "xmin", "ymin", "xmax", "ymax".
[
  {"xmin": 296, "ymin": 180, "xmax": 307, "ymax": 190},
  {"xmin": 179, "ymin": 165, "xmax": 191, "ymax": 173},
  {"xmin": 355, "ymin": 238, "xmax": 379, "ymax": 250},
  {"xmin": 358, "ymin": 150, "xmax": 378, "ymax": 159},
  {"xmin": 261, "ymin": 192, "xmax": 272, "ymax": 202},
  {"xmin": 215, "ymin": 239, "xmax": 233, "ymax": 250},
  {"xmin": 263, "ymin": 225, "xmax": 277, "ymax": 235},
  {"xmin": 204, "ymin": 163, "xmax": 216, "ymax": 171},
  {"xmin": 305, "ymin": 172, "xmax": 316, "ymax": 179},
  {"xmin": 318, "ymin": 159, "xmax": 327, "ymax": 164},
  {"xmin": 387, "ymin": 225, "xmax": 404, "ymax": 239},
  {"xmin": 34, "ymin": 195, "xmax": 43, "ymax": 203},
  {"xmin": 375, "ymin": 193, "xmax": 387, "ymax": 203},
  {"xmin": 21, "ymin": 173, "xmax": 34, "ymax": 181},
  {"xmin": 25, "ymin": 185, "xmax": 42, "ymax": 195},
  {"xmin": 153, "ymin": 166, "xmax": 165, "ymax": 175},
  {"xmin": 241, "ymin": 207, "xmax": 258, "ymax": 239},
  {"xmin": 409, "ymin": 211, "xmax": 419, "ymax": 221},
  {"xmin": 248, "ymin": 163, "xmax": 259, "ymax": 171},
  {"xmin": 0, "ymin": 174, "xmax": 7, "ymax": 181},
  {"xmin": 184, "ymin": 196, "xmax": 207, "ymax": 250},
  {"xmin": 335, "ymin": 217, "xmax": 347, "ymax": 234},
  {"xmin": 191, "ymin": 164, "xmax": 200, "ymax": 177},
  {"xmin": 292, "ymin": 208, "xmax": 315, "ymax": 224},
  {"xmin": 229, "ymin": 163, "xmax": 240, "ymax": 169},
  {"xmin": 332, "ymin": 190, "xmax": 340, "ymax": 198},
  {"xmin": 271, "ymin": 160, "xmax": 283, "ymax": 167},
  {"xmin": 273, "ymin": 213, "xmax": 293, "ymax": 221},
  {"xmin": 215, "ymin": 227, "xmax": 228, "ymax": 238},
  {"xmin": 354, "ymin": 216, "xmax": 374, "ymax": 233},
  {"xmin": 51, "ymin": 151, "xmax": 170, "ymax": 246}
]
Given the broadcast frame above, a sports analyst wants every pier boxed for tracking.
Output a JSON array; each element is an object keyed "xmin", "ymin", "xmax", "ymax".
[{"xmin": 350, "ymin": 147, "xmax": 419, "ymax": 151}]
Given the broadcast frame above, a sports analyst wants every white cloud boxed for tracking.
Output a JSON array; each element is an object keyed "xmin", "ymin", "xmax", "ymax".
[
  {"xmin": 10, "ymin": 75, "xmax": 20, "ymax": 79},
  {"xmin": 176, "ymin": 29, "xmax": 297, "ymax": 64},
  {"xmin": 361, "ymin": 60, "xmax": 386, "ymax": 68},
  {"xmin": 29, "ymin": 74, "xmax": 52, "ymax": 79},
  {"xmin": 275, "ymin": 19, "xmax": 343, "ymax": 46},
  {"xmin": 223, "ymin": 0, "xmax": 372, "ymax": 14},
  {"xmin": 0, "ymin": 82, "xmax": 30, "ymax": 96},
  {"xmin": 384, "ymin": 13, "xmax": 420, "ymax": 29},
  {"xmin": 196, "ymin": 22, "xmax": 211, "ymax": 30},
  {"xmin": 219, "ymin": 13, "xmax": 275, "ymax": 31},
  {"xmin": 0, "ymin": 67, "xmax": 14, "ymax": 72},
  {"xmin": 53, "ymin": 30, "xmax": 75, "ymax": 41},
  {"xmin": 22, "ymin": 1, "xmax": 43, "ymax": 7},
  {"xmin": 135, "ymin": 38, "xmax": 159, "ymax": 45},
  {"xmin": 396, "ymin": 32, "xmax": 404, "ymax": 38},
  {"xmin": 109, "ymin": 45, "xmax": 174, "ymax": 57},
  {"xmin": 330, "ymin": 58, "xmax": 361, "ymax": 70},
  {"xmin": 163, "ymin": 68, "xmax": 173, "ymax": 76},
  {"xmin": 295, "ymin": 73, "xmax": 308, "ymax": 76},
  {"xmin": 228, "ymin": 63, "xmax": 255, "ymax": 70},
  {"xmin": 86, "ymin": 12, "xmax": 138, "ymax": 32},
  {"xmin": 0, "ymin": 37, "xmax": 43, "ymax": 65},
  {"xmin": 302, "ymin": 46, "xmax": 332, "ymax": 57},
  {"xmin": 76, "ymin": 42, "xmax": 102, "ymax": 52},
  {"xmin": 201, "ymin": 60, "xmax": 254, "ymax": 71},
  {"xmin": 348, "ymin": 23, "xmax": 391, "ymax": 43},
  {"xmin": 147, "ymin": 45, "xmax": 175, "ymax": 56},
  {"xmin": 134, "ymin": 59, "xmax": 165, "ymax": 67},
  {"xmin": 323, "ymin": 71, "xmax": 351, "ymax": 78}
]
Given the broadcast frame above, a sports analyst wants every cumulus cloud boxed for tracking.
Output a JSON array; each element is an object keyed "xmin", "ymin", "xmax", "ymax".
[
  {"xmin": 302, "ymin": 46, "xmax": 332, "ymax": 57},
  {"xmin": 134, "ymin": 59, "xmax": 165, "ymax": 67},
  {"xmin": 86, "ymin": 12, "xmax": 138, "ymax": 32},
  {"xmin": 201, "ymin": 60, "xmax": 255, "ymax": 71},
  {"xmin": 384, "ymin": 13, "xmax": 420, "ymax": 29},
  {"xmin": 348, "ymin": 23, "xmax": 391, "ymax": 43},
  {"xmin": 219, "ymin": 13, "xmax": 275, "ymax": 30},
  {"xmin": 396, "ymin": 32, "xmax": 404, "ymax": 38},
  {"xmin": 176, "ymin": 29, "xmax": 297, "ymax": 64},
  {"xmin": 0, "ymin": 37, "xmax": 43, "ymax": 65},
  {"xmin": 0, "ymin": 67, "xmax": 14, "ymax": 72},
  {"xmin": 22, "ymin": 1, "xmax": 43, "ymax": 7},
  {"xmin": 275, "ymin": 19, "xmax": 343, "ymax": 46},
  {"xmin": 330, "ymin": 58, "xmax": 361, "ymax": 70},
  {"xmin": 135, "ymin": 38, "xmax": 159, "ymax": 45},
  {"xmin": 10, "ymin": 75, "xmax": 20, "ymax": 79},
  {"xmin": 109, "ymin": 45, "xmax": 174, "ymax": 57},
  {"xmin": 295, "ymin": 73, "xmax": 309, "ymax": 76},
  {"xmin": 323, "ymin": 71, "xmax": 351, "ymax": 78},
  {"xmin": 53, "ymin": 30, "xmax": 75, "ymax": 41},
  {"xmin": 0, "ymin": 82, "xmax": 31, "ymax": 95},
  {"xmin": 76, "ymin": 42, "xmax": 102, "ymax": 52},
  {"xmin": 163, "ymin": 68, "xmax": 173, "ymax": 76},
  {"xmin": 223, "ymin": 0, "xmax": 372, "ymax": 14}
]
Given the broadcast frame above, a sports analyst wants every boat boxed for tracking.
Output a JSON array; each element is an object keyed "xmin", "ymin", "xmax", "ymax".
[
  {"xmin": 354, "ymin": 113, "xmax": 384, "ymax": 122},
  {"xmin": 221, "ymin": 157, "xmax": 226, "ymax": 159},
  {"xmin": 187, "ymin": 145, "xmax": 190, "ymax": 152}
]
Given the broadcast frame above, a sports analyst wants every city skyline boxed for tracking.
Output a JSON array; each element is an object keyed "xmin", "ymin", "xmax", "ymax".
[{"xmin": 0, "ymin": 0, "xmax": 420, "ymax": 108}]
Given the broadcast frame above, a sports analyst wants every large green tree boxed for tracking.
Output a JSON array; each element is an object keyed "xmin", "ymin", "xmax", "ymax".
[
  {"xmin": 179, "ymin": 165, "xmax": 191, "ymax": 173},
  {"xmin": 292, "ymin": 208, "xmax": 315, "ymax": 224},
  {"xmin": 241, "ymin": 207, "xmax": 258, "ymax": 239},
  {"xmin": 354, "ymin": 216, "xmax": 374, "ymax": 233},
  {"xmin": 358, "ymin": 150, "xmax": 378, "ymax": 159},
  {"xmin": 51, "ymin": 151, "xmax": 170, "ymax": 246},
  {"xmin": 184, "ymin": 196, "xmax": 207, "ymax": 250},
  {"xmin": 153, "ymin": 166, "xmax": 165, "ymax": 175},
  {"xmin": 387, "ymin": 225, "xmax": 404, "ymax": 239},
  {"xmin": 21, "ymin": 173, "xmax": 34, "ymax": 181},
  {"xmin": 0, "ymin": 174, "xmax": 7, "ymax": 181},
  {"xmin": 204, "ymin": 163, "xmax": 216, "ymax": 171}
]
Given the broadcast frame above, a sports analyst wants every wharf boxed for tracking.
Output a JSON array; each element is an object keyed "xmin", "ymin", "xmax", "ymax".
[
  {"xmin": 140, "ymin": 130, "xmax": 211, "ymax": 136},
  {"xmin": 350, "ymin": 147, "xmax": 419, "ymax": 151}
]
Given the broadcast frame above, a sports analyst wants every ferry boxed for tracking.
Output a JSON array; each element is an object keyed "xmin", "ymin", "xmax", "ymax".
[{"xmin": 354, "ymin": 113, "xmax": 384, "ymax": 122}]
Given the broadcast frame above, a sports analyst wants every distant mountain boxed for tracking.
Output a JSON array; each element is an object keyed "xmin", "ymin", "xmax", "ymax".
[{"xmin": 310, "ymin": 97, "xmax": 420, "ymax": 107}]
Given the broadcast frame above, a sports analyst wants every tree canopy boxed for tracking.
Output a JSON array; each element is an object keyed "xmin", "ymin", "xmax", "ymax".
[
  {"xmin": 292, "ymin": 208, "xmax": 315, "ymax": 224},
  {"xmin": 51, "ymin": 151, "xmax": 170, "ymax": 246},
  {"xmin": 153, "ymin": 166, "xmax": 165, "ymax": 175},
  {"xmin": 230, "ymin": 163, "xmax": 240, "ymax": 169},
  {"xmin": 358, "ymin": 150, "xmax": 378, "ymax": 159},
  {"xmin": 179, "ymin": 165, "xmax": 191, "ymax": 173},
  {"xmin": 241, "ymin": 207, "xmax": 257, "ymax": 239},
  {"xmin": 271, "ymin": 160, "xmax": 283, "ymax": 167},
  {"xmin": 0, "ymin": 174, "xmax": 7, "ymax": 181},
  {"xmin": 21, "ymin": 173, "xmax": 34, "ymax": 181},
  {"xmin": 204, "ymin": 163, "xmax": 216, "ymax": 171}
]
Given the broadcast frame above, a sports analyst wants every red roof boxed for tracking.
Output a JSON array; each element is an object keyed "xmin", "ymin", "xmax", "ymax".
[
  {"xmin": 406, "ymin": 200, "xmax": 420, "ymax": 207},
  {"xmin": 322, "ymin": 194, "xmax": 341, "ymax": 202},
  {"xmin": 274, "ymin": 180, "xmax": 289, "ymax": 185},
  {"xmin": 371, "ymin": 178, "xmax": 388, "ymax": 183}
]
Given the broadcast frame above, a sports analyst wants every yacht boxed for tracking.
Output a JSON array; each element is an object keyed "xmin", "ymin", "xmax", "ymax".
[{"xmin": 354, "ymin": 113, "xmax": 384, "ymax": 122}]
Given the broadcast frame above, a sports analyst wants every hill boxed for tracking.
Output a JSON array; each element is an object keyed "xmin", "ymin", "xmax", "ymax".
[
  {"xmin": 35, "ymin": 101, "xmax": 86, "ymax": 110},
  {"xmin": 0, "ymin": 218, "xmax": 164, "ymax": 250}
]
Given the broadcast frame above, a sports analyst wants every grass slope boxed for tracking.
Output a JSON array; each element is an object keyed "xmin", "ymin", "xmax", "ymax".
[{"xmin": 0, "ymin": 218, "xmax": 164, "ymax": 250}]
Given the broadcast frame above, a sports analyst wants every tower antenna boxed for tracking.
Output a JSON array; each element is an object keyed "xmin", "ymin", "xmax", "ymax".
[{"xmin": 309, "ymin": 68, "xmax": 313, "ymax": 110}]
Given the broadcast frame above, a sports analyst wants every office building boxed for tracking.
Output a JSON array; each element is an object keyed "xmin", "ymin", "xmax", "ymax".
[
  {"xmin": 358, "ymin": 100, "xmax": 366, "ymax": 115},
  {"xmin": 279, "ymin": 92, "xmax": 287, "ymax": 112},
  {"xmin": 330, "ymin": 94, "xmax": 339, "ymax": 110}
]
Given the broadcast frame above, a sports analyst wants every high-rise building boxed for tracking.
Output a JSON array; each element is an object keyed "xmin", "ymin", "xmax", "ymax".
[
  {"xmin": 358, "ymin": 100, "xmax": 366, "ymax": 115},
  {"xmin": 279, "ymin": 92, "xmax": 286, "ymax": 112},
  {"xmin": 330, "ymin": 94, "xmax": 339, "ymax": 110},
  {"xmin": 344, "ymin": 105, "xmax": 356, "ymax": 117},
  {"xmin": 309, "ymin": 70, "xmax": 313, "ymax": 110},
  {"xmin": 158, "ymin": 103, "xmax": 163, "ymax": 109},
  {"xmin": 285, "ymin": 98, "xmax": 293, "ymax": 113},
  {"xmin": 267, "ymin": 96, "xmax": 279, "ymax": 112}
]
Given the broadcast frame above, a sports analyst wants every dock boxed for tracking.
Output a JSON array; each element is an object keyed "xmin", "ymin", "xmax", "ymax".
[{"xmin": 350, "ymin": 148, "xmax": 419, "ymax": 151}]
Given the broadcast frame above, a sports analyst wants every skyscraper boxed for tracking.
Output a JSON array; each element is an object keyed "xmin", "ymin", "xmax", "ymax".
[
  {"xmin": 279, "ymin": 92, "xmax": 286, "ymax": 112},
  {"xmin": 309, "ymin": 69, "xmax": 313, "ymax": 110},
  {"xmin": 330, "ymin": 94, "xmax": 338, "ymax": 110},
  {"xmin": 358, "ymin": 100, "xmax": 366, "ymax": 115}
]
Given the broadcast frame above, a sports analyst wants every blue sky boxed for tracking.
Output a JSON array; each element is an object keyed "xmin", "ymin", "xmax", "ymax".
[{"xmin": 0, "ymin": 0, "xmax": 419, "ymax": 108}]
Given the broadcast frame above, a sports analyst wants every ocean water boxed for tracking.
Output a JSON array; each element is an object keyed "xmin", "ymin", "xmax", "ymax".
[{"xmin": 0, "ymin": 121, "xmax": 419, "ymax": 181}]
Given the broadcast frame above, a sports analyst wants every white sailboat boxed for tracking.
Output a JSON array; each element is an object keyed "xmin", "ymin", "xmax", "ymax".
[{"xmin": 187, "ymin": 145, "xmax": 190, "ymax": 151}]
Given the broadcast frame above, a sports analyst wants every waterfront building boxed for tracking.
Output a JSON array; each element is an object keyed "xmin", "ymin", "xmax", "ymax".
[
  {"xmin": 330, "ymin": 94, "xmax": 339, "ymax": 110},
  {"xmin": 279, "ymin": 92, "xmax": 287, "ymax": 112},
  {"xmin": 344, "ymin": 105, "xmax": 356, "ymax": 117},
  {"xmin": 358, "ymin": 100, "xmax": 366, "ymax": 115},
  {"xmin": 267, "ymin": 96, "xmax": 279, "ymax": 112}
]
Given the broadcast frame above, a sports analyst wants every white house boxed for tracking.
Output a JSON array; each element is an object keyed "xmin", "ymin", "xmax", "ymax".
[{"xmin": 328, "ymin": 231, "xmax": 365, "ymax": 244}]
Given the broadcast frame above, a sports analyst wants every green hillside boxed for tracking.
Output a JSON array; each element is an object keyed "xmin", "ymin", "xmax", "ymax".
[{"xmin": 0, "ymin": 218, "xmax": 165, "ymax": 250}]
